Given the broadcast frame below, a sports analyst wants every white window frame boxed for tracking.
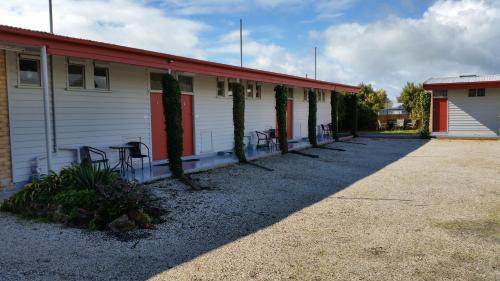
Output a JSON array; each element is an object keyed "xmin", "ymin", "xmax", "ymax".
[
  {"xmin": 216, "ymin": 77, "xmax": 226, "ymax": 97},
  {"xmin": 66, "ymin": 60, "xmax": 86, "ymax": 89},
  {"xmin": 17, "ymin": 54, "xmax": 41, "ymax": 88},
  {"xmin": 245, "ymin": 80, "xmax": 256, "ymax": 99},
  {"xmin": 255, "ymin": 82, "xmax": 262, "ymax": 99},
  {"xmin": 93, "ymin": 64, "xmax": 110, "ymax": 91},
  {"xmin": 227, "ymin": 78, "xmax": 237, "ymax": 97},
  {"xmin": 178, "ymin": 74, "xmax": 194, "ymax": 93}
]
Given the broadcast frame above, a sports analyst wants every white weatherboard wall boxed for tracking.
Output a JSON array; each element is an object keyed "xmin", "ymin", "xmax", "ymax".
[
  {"xmin": 6, "ymin": 49, "xmax": 335, "ymax": 184},
  {"xmin": 6, "ymin": 51, "xmax": 151, "ymax": 184},
  {"xmin": 447, "ymin": 89, "xmax": 500, "ymax": 136}
]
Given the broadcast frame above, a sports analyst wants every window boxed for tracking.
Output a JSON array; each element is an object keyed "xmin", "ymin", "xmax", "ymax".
[
  {"xmin": 94, "ymin": 66, "xmax": 109, "ymax": 90},
  {"xmin": 433, "ymin": 90, "xmax": 447, "ymax": 97},
  {"xmin": 68, "ymin": 64, "xmax": 85, "ymax": 88},
  {"xmin": 303, "ymin": 89, "xmax": 308, "ymax": 101},
  {"xmin": 287, "ymin": 87, "xmax": 294, "ymax": 99},
  {"xmin": 178, "ymin": 75, "xmax": 194, "ymax": 93},
  {"xmin": 468, "ymin": 88, "xmax": 485, "ymax": 97},
  {"xmin": 321, "ymin": 91, "xmax": 326, "ymax": 102},
  {"xmin": 150, "ymin": 73, "xmax": 163, "ymax": 91},
  {"xmin": 217, "ymin": 78, "xmax": 225, "ymax": 97},
  {"xmin": 246, "ymin": 81, "xmax": 254, "ymax": 98},
  {"xmin": 227, "ymin": 79, "xmax": 237, "ymax": 96},
  {"xmin": 255, "ymin": 83, "xmax": 262, "ymax": 99},
  {"xmin": 19, "ymin": 58, "xmax": 40, "ymax": 86}
]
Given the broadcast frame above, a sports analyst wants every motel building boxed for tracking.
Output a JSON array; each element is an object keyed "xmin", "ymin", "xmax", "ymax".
[
  {"xmin": 423, "ymin": 75, "xmax": 500, "ymax": 139},
  {"xmin": 0, "ymin": 25, "xmax": 359, "ymax": 188}
]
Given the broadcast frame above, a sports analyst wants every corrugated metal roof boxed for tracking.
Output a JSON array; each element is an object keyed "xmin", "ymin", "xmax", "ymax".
[{"xmin": 424, "ymin": 74, "xmax": 500, "ymax": 85}]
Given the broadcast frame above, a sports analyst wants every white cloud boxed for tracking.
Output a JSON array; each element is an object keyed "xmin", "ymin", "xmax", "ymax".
[
  {"xmin": 0, "ymin": 0, "xmax": 208, "ymax": 58},
  {"xmin": 315, "ymin": 0, "xmax": 500, "ymax": 99}
]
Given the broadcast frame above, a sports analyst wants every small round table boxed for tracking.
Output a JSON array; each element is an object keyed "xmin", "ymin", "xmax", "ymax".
[{"xmin": 109, "ymin": 145, "xmax": 135, "ymax": 175}]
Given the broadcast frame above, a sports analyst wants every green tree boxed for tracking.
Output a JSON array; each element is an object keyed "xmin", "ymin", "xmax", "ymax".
[
  {"xmin": 162, "ymin": 73, "xmax": 183, "ymax": 178},
  {"xmin": 356, "ymin": 83, "xmax": 389, "ymax": 130},
  {"xmin": 232, "ymin": 82, "xmax": 247, "ymax": 163},
  {"xmin": 274, "ymin": 85, "xmax": 288, "ymax": 154},
  {"xmin": 308, "ymin": 89, "xmax": 318, "ymax": 147},
  {"xmin": 397, "ymin": 82, "xmax": 425, "ymax": 121}
]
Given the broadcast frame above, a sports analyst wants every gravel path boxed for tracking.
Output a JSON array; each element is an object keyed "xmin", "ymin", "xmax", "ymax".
[{"xmin": 1, "ymin": 138, "xmax": 499, "ymax": 281}]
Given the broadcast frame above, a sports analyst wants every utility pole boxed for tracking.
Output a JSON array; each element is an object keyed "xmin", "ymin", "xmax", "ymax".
[
  {"xmin": 49, "ymin": 0, "xmax": 54, "ymax": 33},
  {"xmin": 240, "ymin": 18, "xmax": 243, "ymax": 67},
  {"xmin": 314, "ymin": 47, "xmax": 317, "ymax": 80}
]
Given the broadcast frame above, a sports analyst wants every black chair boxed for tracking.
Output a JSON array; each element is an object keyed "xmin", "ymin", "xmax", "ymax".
[
  {"xmin": 267, "ymin": 129, "xmax": 279, "ymax": 149},
  {"xmin": 81, "ymin": 146, "xmax": 109, "ymax": 170},
  {"xmin": 256, "ymin": 131, "xmax": 270, "ymax": 147},
  {"xmin": 127, "ymin": 142, "xmax": 151, "ymax": 170},
  {"xmin": 321, "ymin": 124, "xmax": 330, "ymax": 136}
]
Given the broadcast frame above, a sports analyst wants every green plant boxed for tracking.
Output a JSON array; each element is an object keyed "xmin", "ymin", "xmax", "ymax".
[
  {"xmin": 343, "ymin": 93, "xmax": 359, "ymax": 137},
  {"xmin": 420, "ymin": 91, "xmax": 431, "ymax": 138},
  {"xmin": 274, "ymin": 85, "xmax": 288, "ymax": 153},
  {"xmin": 1, "ymin": 162, "xmax": 163, "ymax": 231},
  {"xmin": 330, "ymin": 91, "xmax": 339, "ymax": 141},
  {"xmin": 232, "ymin": 82, "xmax": 247, "ymax": 163},
  {"xmin": 308, "ymin": 89, "xmax": 318, "ymax": 147},
  {"xmin": 162, "ymin": 73, "xmax": 184, "ymax": 177}
]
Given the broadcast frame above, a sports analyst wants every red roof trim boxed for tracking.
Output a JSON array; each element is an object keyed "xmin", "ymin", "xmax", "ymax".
[
  {"xmin": 0, "ymin": 25, "xmax": 359, "ymax": 93},
  {"xmin": 423, "ymin": 81, "xmax": 500, "ymax": 90}
]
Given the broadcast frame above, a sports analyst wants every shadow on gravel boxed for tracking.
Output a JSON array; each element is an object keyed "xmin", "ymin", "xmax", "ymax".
[{"xmin": 0, "ymin": 138, "xmax": 429, "ymax": 281}]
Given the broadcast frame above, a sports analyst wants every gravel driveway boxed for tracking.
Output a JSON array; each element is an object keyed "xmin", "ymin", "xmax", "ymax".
[{"xmin": 1, "ymin": 138, "xmax": 499, "ymax": 281}]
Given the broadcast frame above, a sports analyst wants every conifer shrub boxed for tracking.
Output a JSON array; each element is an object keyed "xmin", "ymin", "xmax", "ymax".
[
  {"xmin": 162, "ymin": 73, "xmax": 184, "ymax": 177},
  {"xmin": 232, "ymin": 82, "xmax": 247, "ymax": 162},
  {"xmin": 308, "ymin": 89, "xmax": 318, "ymax": 146},
  {"xmin": 274, "ymin": 85, "xmax": 288, "ymax": 153}
]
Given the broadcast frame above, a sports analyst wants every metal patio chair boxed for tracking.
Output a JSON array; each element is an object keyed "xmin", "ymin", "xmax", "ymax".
[
  {"xmin": 81, "ymin": 146, "xmax": 109, "ymax": 170},
  {"xmin": 126, "ymin": 141, "xmax": 151, "ymax": 170},
  {"xmin": 256, "ymin": 131, "xmax": 270, "ymax": 147}
]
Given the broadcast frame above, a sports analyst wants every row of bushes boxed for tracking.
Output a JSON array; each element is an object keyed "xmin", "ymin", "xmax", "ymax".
[{"xmin": 0, "ymin": 163, "xmax": 163, "ymax": 232}]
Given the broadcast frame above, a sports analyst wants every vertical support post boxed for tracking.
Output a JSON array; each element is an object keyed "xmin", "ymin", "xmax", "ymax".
[
  {"xmin": 41, "ymin": 46, "xmax": 52, "ymax": 172},
  {"xmin": 49, "ymin": 0, "xmax": 54, "ymax": 33},
  {"xmin": 240, "ymin": 18, "xmax": 243, "ymax": 68},
  {"xmin": 314, "ymin": 47, "xmax": 317, "ymax": 80}
]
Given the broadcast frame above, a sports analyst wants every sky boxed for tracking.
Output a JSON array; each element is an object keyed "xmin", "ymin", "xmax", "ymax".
[{"xmin": 1, "ymin": 0, "xmax": 500, "ymax": 102}]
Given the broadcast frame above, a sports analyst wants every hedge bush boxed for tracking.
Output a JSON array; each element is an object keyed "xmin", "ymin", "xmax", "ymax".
[
  {"xmin": 308, "ymin": 89, "xmax": 318, "ymax": 147},
  {"xmin": 420, "ymin": 91, "xmax": 431, "ymax": 138},
  {"xmin": 330, "ymin": 91, "xmax": 339, "ymax": 141},
  {"xmin": 232, "ymin": 82, "xmax": 247, "ymax": 162},
  {"xmin": 0, "ymin": 163, "xmax": 162, "ymax": 231},
  {"xmin": 162, "ymin": 73, "xmax": 184, "ymax": 177},
  {"xmin": 274, "ymin": 85, "xmax": 288, "ymax": 153}
]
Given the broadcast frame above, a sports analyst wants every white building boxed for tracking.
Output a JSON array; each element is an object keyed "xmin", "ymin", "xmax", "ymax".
[
  {"xmin": 423, "ymin": 74, "xmax": 500, "ymax": 139},
  {"xmin": 0, "ymin": 25, "xmax": 359, "ymax": 187}
]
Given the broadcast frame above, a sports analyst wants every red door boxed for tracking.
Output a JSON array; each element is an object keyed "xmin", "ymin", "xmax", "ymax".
[
  {"xmin": 432, "ymin": 98, "xmax": 448, "ymax": 132},
  {"xmin": 150, "ymin": 93, "xmax": 194, "ymax": 161},
  {"xmin": 276, "ymin": 100, "xmax": 294, "ymax": 140},
  {"xmin": 287, "ymin": 100, "xmax": 293, "ymax": 140},
  {"xmin": 181, "ymin": 95, "xmax": 194, "ymax": 156}
]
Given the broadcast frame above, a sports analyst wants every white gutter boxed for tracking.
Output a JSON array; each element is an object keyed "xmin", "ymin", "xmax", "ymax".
[{"xmin": 40, "ymin": 46, "xmax": 53, "ymax": 172}]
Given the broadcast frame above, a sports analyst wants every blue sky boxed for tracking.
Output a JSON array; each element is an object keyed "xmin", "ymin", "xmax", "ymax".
[{"xmin": 1, "ymin": 0, "xmax": 499, "ymax": 101}]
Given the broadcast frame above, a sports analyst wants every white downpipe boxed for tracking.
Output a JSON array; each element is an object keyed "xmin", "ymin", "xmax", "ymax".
[{"xmin": 40, "ymin": 46, "xmax": 53, "ymax": 172}]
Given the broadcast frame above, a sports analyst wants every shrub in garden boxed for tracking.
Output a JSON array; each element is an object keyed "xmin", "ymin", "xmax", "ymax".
[
  {"xmin": 0, "ymin": 163, "xmax": 163, "ymax": 232},
  {"xmin": 330, "ymin": 91, "xmax": 339, "ymax": 141},
  {"xmin": 308, "ymin": 89, "xmax": 318, "ymax": 147},
  {"xmin": 162, "ymin": 73, "xmax": 184, "ymax": 178},
  {"xmin": 232, "ymin": 82, "xmax": 247, "ymax": 163},
  {"xmin": 420, "ymin": 91, "xmax": 431, "ymax": 138},
  {"xmin": 274, "ymin": 85, "xmax": 288, "ymax": 153}
]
